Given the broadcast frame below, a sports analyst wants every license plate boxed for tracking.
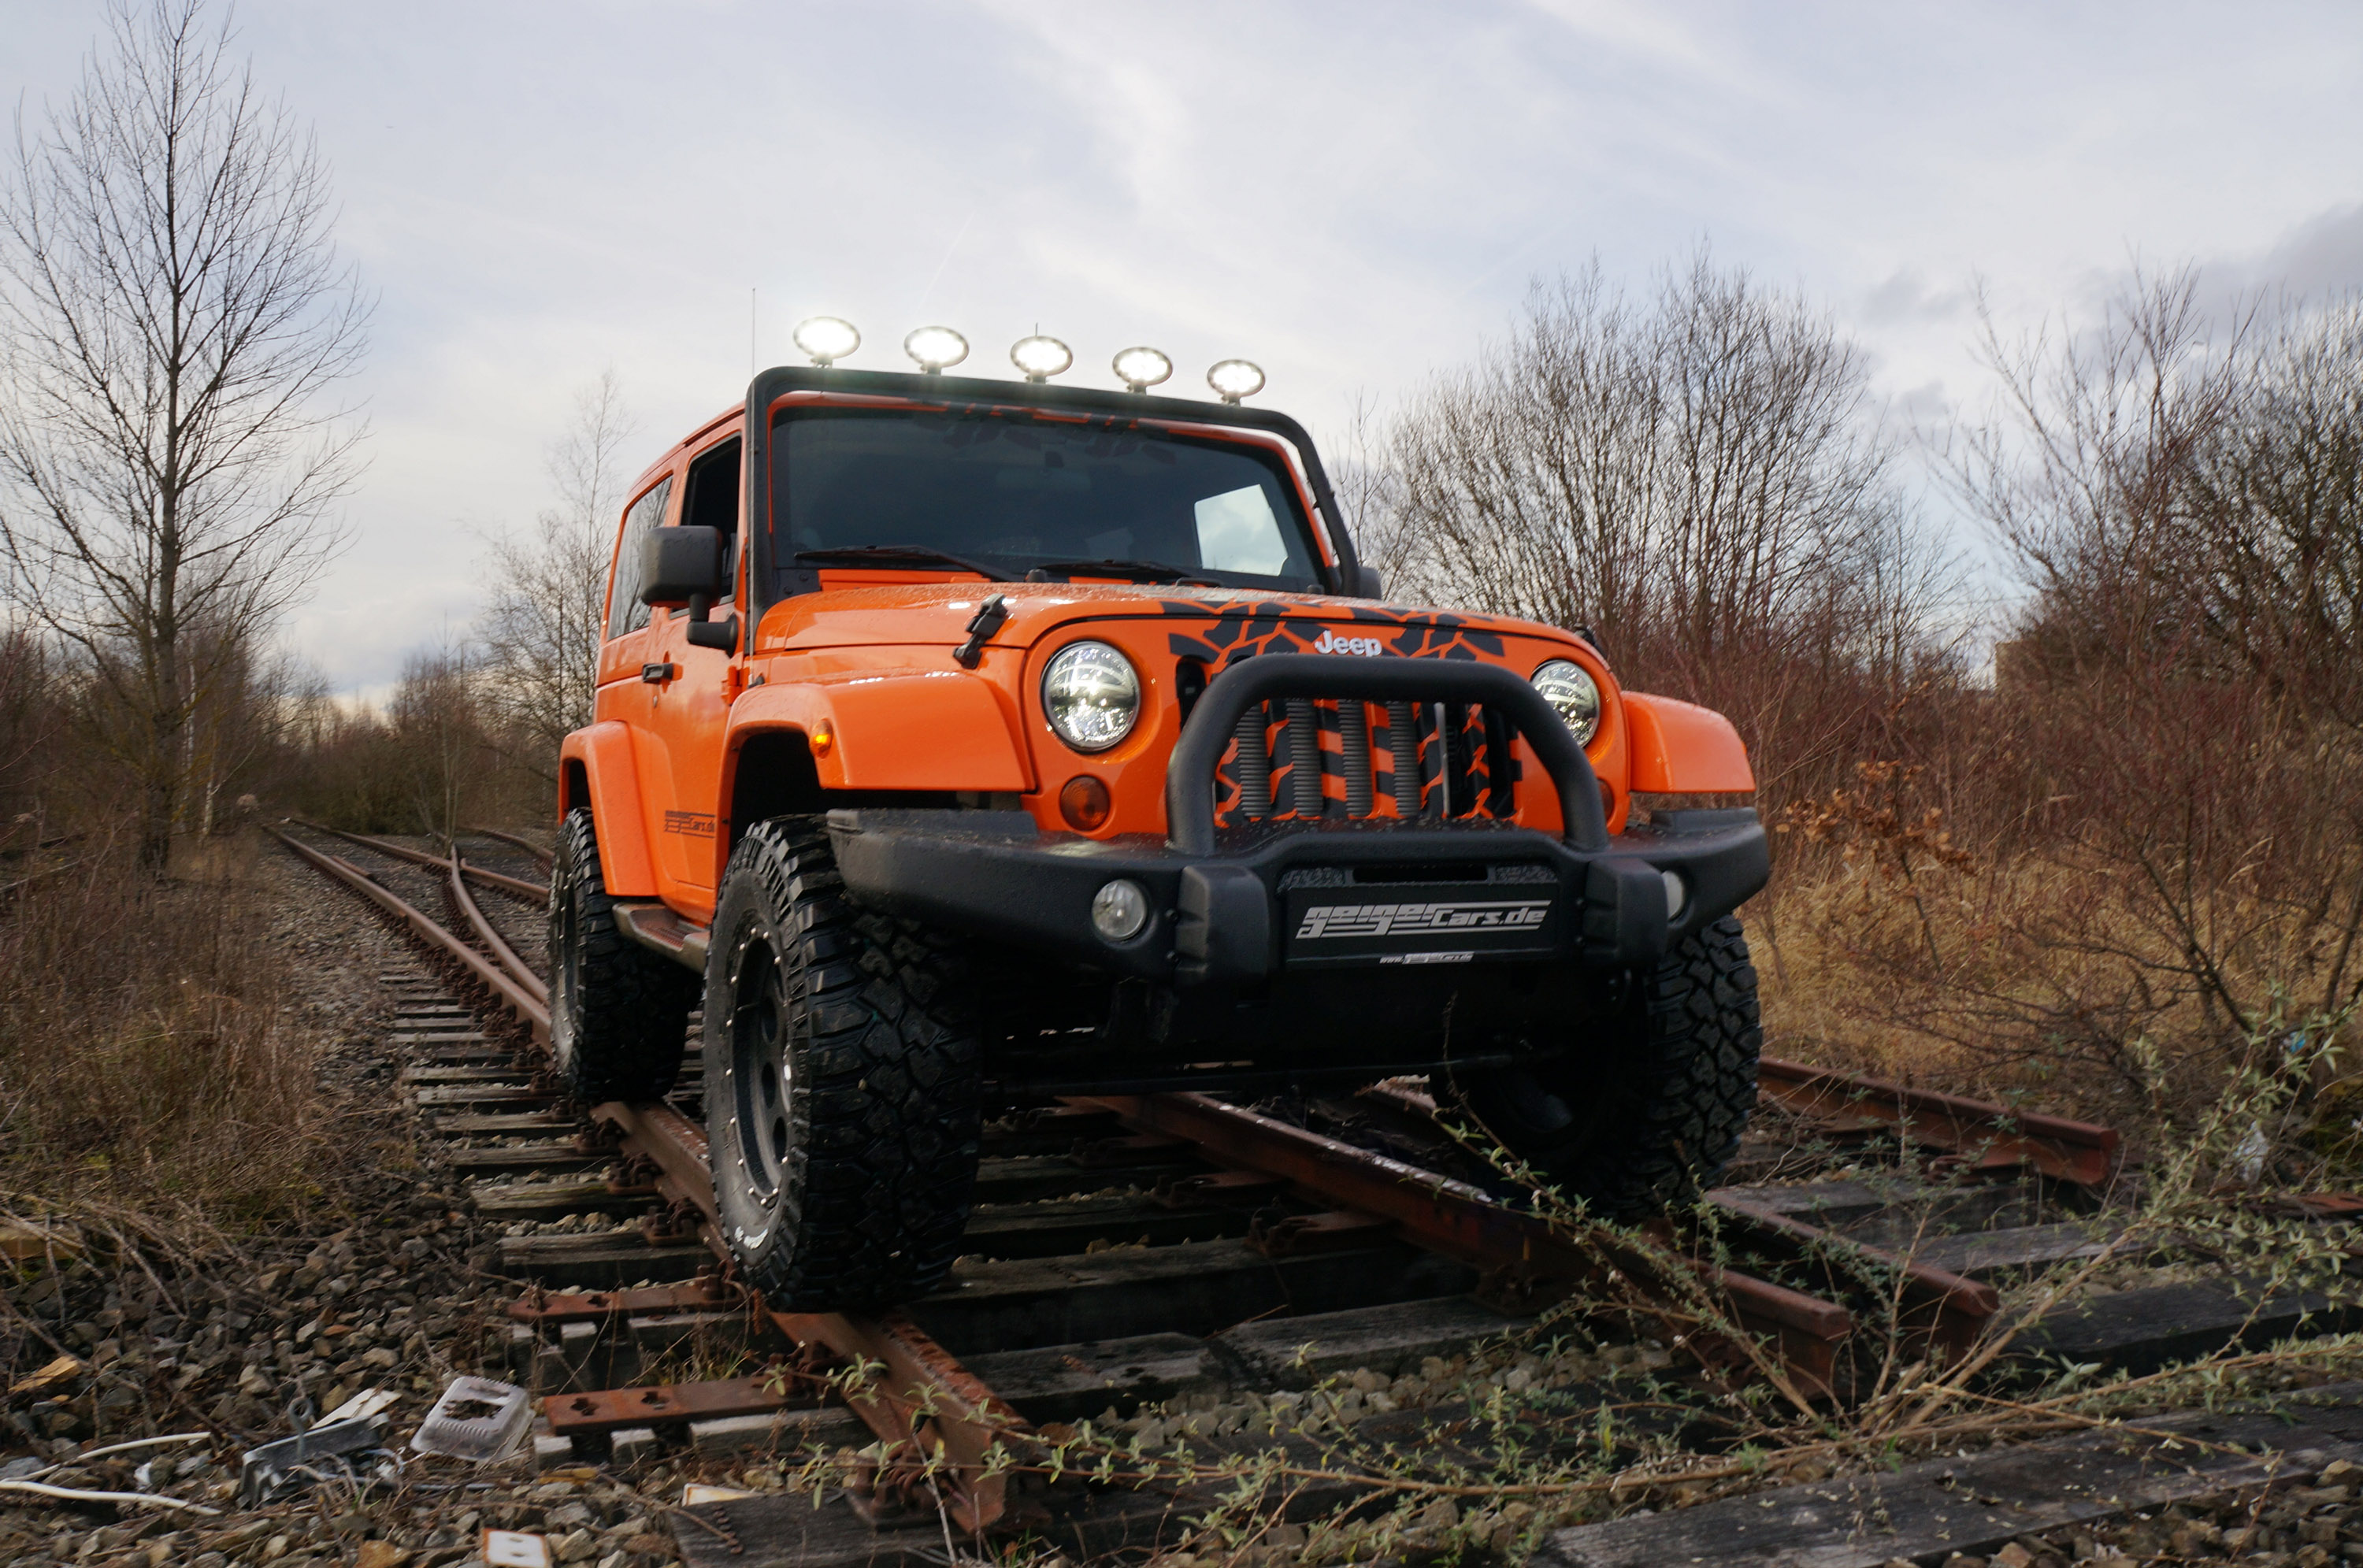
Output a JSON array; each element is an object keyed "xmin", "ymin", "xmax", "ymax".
[{"xmin": 1281, "ymin": 885, "xmax": 1560, "ymax": 968}]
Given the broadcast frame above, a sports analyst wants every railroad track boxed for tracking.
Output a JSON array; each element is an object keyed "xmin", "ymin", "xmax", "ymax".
[{"xmin": 269, "ymin": 821, "xmax": 2358, "ymax": 1568}]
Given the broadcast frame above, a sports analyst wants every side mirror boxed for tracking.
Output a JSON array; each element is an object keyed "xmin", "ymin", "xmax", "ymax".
[
  {"xmin": 639, "ymin": 526, "xmax": 728, "ymax": 606},
  {"xmin": 1345, "ymin": 564, "xmax": 1384, "ymax": 599},
  {"xmin": 641, "ymin": 525, "xmax": 740, "ymax": 653}
]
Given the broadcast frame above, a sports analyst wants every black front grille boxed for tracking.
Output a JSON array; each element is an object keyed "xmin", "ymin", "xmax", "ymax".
[{"xmin": 1215, "ymin": 698, "xmax": 1523, "ymax": 828}]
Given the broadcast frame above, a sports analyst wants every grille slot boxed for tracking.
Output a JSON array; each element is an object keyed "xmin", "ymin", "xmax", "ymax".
[
  {"xmin": 1339, "ymin": 700, "xmax": 1374, "ymax": 817},
  {"xmin": 1234, "ymin": 704, "xmax": 1271, "ymax": 819},
  {"xmin": 1284, "ymin": 699, "xmax": 1322, "ymax": 818},
  {"xmin": 1386, "ymin": 701, "xmax": 1419, "ymax": 817}
]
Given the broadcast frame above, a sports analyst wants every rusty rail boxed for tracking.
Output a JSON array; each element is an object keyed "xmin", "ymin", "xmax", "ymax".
[
  {"xmin": 284, "ymin": 826, "xmax": 1035, "ymax": 1540},
  {"xmin": 1756, "ymin": 1056, "xmax": 2122, "ymax": 1187},
  {"xmin": 270, "ymin": 827, "xmax": 550, "ymax": 1047},
  {"xmin": 448, "ymin": 854, "xmax": 547, "ymax": 1008},
  {"xmin": 290, "ymin": 817, "xmax": 548, "ymax": 903},
  {"xmin": 283, "ymin": 823, "xmax": 1029, "ymax": 1529},
  {"xmin": 569, "ymin": 1098, "xmax": 1030, "ymax": 1525},
  {"xmin": 1358, "ymin": 1075, "xmax": 2009, "ymax": 1364},
  {"xmin": 1704, "ymin": 1195, "xmax": 1999, "ymax": 1362},
  {"xmin": 1084, "ymin": 1092, "xmax": 1854, "ymax": 1397},
  {"xmin": 770, "ymin": 1308, "xmax": 1037, "ymax": 1530}
]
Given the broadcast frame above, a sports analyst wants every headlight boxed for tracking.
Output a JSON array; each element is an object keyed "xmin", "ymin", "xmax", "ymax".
[
  {"xmin": 1042, "ymin": 642, "xmax": 1141, "ymax": 752},
  {"xmin": 1531, "ymin": 658, "xmax": 1601, "ymax": 745}
]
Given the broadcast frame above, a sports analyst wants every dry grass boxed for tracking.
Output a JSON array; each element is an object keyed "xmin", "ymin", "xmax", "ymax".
[
  {"xmin": 1749, "ymin": 726, "xmax": 2363, "ymax": 1161},
  {"xmin": 0, "ymin": 828, "xmax": 325, "ymax": 1224}
]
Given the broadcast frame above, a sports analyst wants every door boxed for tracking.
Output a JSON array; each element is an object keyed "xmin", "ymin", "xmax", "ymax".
[{"xmin": 638, "ymin": 433, "xmax": 744, "ymax": 912}]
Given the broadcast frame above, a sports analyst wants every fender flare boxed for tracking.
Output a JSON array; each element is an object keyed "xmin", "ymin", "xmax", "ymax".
[
  {"xmin": 558, "ymin": 721, "xmax": 658, "ymax": 896},
  {"xmin": 1623, "ymin": 691, "xmax": 1755, "ymax": 794},
  {"xmin": 726, "ymin": 672, "xmax": 1031, "ymax": 792}
]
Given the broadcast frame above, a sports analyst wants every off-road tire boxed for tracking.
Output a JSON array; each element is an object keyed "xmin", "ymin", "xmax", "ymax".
[
  {"xmin": 547, "ymin": 808, "xmax": 699, "ymax": 1103},
  {"xmin": 704, "ymin": 818, "xmax": 983, "ymax": 1310},
  {"xmin": 1451, "ymin": 916, "xmax": 1760, "ymax": 1216}
]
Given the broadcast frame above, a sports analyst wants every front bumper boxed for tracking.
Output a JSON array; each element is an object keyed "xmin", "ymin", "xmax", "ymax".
[{"xmin": 825, "ymin": 805, "xmax": 1768, "ymax": 985}]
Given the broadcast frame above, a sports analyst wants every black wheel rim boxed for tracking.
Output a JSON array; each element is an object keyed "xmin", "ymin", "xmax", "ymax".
[{"xmin": 729, "ymin": 936, "xmax": 792, "ymax": 1200}]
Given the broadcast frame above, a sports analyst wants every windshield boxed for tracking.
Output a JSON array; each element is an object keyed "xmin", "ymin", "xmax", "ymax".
[{"xmin": 770, "ymin": 407, "xmax": 1325, "ymax": 593}]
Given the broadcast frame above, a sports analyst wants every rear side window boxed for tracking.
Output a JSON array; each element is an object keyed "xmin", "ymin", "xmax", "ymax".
[{"xmin": 607, "ymin": 476, "xmax": 674, "ymax": 639}]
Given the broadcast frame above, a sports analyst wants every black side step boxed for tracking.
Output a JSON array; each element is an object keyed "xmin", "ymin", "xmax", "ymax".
[{"xmin": 612, "ymin": 901, "xmax": 710, "ymax": 973}]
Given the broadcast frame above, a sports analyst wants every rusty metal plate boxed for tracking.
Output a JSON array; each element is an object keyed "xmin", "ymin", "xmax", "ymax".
[{"xmin": 543, "ymin": 1373, "xmax": 818, "ymax": 1436}]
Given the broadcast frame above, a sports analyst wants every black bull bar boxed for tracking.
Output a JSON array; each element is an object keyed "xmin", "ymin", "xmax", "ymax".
[{"xmin": 1161, "ymin": 652, "xmax": 1608, "ymax": 855}]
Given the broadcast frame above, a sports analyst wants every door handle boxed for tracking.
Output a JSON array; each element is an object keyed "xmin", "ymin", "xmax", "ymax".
[{"xmin": 640, "ymin": 662, "xmax": 677, "ymax": 684}]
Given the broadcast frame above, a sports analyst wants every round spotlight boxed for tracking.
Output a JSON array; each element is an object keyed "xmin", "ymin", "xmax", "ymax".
[
  {"xmin": 1207, "ymin": 359, "xmax": 1265, "ymax": 403},
  {"xmin": 1011, "ymin": 335, "xmax": 1073, "ymax": 383},
  {"xmin": 1091, "ymin": 879, "xmax": 1151, "ymax": 943},
  {"xmin": 1111, "ymin": 346, "xmax": 1173, "ymax": 394},
  {"xmin": 903, "ymin": 325, "xmax": 969, "ymax": 373},
  {"xmin": 793, "ymin": 316, "xmax": 860, "ymax": 367}
]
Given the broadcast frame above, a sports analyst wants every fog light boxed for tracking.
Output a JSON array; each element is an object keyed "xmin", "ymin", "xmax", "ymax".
[
  {"xmin": 1662, "ymin": 869, "xmax": 1687, "ymax": 920},
  {"xmin": 1059, "ymin": 775, "xmax": 1112, "ymax": 832},
  {"xmin": 1092, "ymin": 879, "xmax": 1149, "ymax": 943}
]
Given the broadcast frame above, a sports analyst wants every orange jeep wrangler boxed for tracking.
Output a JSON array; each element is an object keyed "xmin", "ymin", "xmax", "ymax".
[{"xmin": 552, "ymin": 350, "xmax": 1770, "ymax": 1312}]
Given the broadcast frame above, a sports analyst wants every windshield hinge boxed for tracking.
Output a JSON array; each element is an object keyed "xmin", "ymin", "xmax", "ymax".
[{"xmin": 953, "ymin": 594, "xmax": 1009, "ymax": 669}]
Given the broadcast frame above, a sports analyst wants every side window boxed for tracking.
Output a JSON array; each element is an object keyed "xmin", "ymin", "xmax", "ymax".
[
  {"xmin": 681, "ymin": 437, "xmax": 742, "ymax": 543},
  {"xmin": 607, "ymin": 476, "xmax": 674, "ymax": 639}
]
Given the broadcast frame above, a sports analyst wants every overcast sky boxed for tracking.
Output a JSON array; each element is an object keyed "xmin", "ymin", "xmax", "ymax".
[{"xmin": 6, "ymin": 1, "xmax": 2360, "ymax": 696}]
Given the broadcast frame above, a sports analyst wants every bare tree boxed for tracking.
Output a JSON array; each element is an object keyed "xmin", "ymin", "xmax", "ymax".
[
  {"xmin": 475, "ymin": 371, "xmax": 634, "ymax": 788},
  {"xmin": 0, "ymin": 0, "xmax": 369, "ymax": 869},
  {"xmin": 1962, "ymin": 269, "xmax": 2363, "ymax": 729},
  {"xmin": 1380, "ymin": 254, "xmax": 1957, "ymax": 800},
  {"xmin": 1946, "ymin": 266, "xmax": 2246, "ymax": 686},
  {"xmin": 2188, "ymin": 295, "xmax": 2363, "ymax": 726},
  {"xmin": 388, "ymin": 638, "xmax": 489, "ymax": 839},
  {"xmin": 1945, "ymin": 267, "xmax": 2363, "ymax": 1062}
]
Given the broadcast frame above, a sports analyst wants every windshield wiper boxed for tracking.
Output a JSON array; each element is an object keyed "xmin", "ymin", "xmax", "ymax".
[
  {"xmin": 796, "ymin": 545, "xmax": 1014, "ymax": 581},
  {"xmin": 1027, "ymin": 558, "xmax": 1222, "ymax": 586}
]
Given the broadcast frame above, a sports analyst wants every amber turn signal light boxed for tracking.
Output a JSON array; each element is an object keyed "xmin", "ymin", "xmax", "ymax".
[
  {"xmin": 1059, "ymin": 775, "xmax": 1112, "ymax": 832},
  {"xmin": 812, "ymin": 721, "xmax": 835, "ymax": 758}
]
